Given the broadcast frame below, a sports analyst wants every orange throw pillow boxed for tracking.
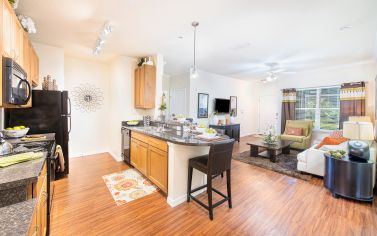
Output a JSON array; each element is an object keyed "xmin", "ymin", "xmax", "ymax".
[
  {"xmin": 285, "ymin": 127, "xmax": 303, "ymax": 136},
  {"xmin": 316, "ymin": 137, "xmax": 348, "ymax": 149}
]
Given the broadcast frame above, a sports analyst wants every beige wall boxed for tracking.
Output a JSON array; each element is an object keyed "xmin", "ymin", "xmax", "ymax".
[{"xmin": 64, "ymin": 56, "xmax": 111, "ymax": 157}]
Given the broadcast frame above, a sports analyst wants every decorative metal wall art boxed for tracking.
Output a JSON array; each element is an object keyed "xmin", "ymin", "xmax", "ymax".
[{"xmin": 72, "ymin": 83, "xmax": 104, "ymax": 113}]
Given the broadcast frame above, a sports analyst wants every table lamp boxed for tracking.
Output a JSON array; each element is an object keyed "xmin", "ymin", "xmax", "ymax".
[{"xmin": 343, "ymin": 121, "xmax": 375, "ymax": 161}]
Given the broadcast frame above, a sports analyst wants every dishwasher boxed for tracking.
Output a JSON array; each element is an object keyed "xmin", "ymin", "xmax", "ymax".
[{"xmin": 121, "ymin": 127, "xmax": 131, "ymax": 164}]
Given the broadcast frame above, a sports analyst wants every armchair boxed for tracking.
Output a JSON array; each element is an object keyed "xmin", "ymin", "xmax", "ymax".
[{"xmin": 280, "ymin": 120, "xmax": 313, "ymax": 150}]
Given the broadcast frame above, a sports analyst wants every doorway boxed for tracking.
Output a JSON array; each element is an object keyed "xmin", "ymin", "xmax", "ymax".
[{"xmin": 258, "ymin": 95, "xmax": 280, "ymax": 134}]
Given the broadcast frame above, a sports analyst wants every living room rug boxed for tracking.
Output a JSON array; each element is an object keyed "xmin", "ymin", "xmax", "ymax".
[
  {"xmin": 102, "ymin": 169, "xmax": 158, "ymax": 206},
  {"xmin": 233, "ymin": 150, "xmax": 313, "ymax": 181}
]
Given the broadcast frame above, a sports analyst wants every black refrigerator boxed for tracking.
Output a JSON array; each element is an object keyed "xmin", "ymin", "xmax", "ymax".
[{"xmin": 4, "ymin": 90, "xmax": 71, "ymax": 176}]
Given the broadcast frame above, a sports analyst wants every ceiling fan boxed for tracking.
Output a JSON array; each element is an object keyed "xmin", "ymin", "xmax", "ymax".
[{"xmin": 260, "ymin": 63, "xmax": 296, "ymax": 83}]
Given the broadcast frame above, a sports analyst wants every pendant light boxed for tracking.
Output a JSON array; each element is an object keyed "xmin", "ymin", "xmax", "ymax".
[{"xmin": 190, "ymin": 21, "xmax": 199, "ymax": 79}]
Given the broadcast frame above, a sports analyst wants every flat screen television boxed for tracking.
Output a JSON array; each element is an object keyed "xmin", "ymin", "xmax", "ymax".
[{"xmin": 214, "ymin": 98, "xmax": 230, "ymax": 113}]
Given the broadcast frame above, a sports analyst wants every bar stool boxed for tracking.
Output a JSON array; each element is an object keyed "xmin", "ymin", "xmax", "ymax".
[{"xmin": 187, "ymin": 139, "xmax": 235, "ymax": 220}]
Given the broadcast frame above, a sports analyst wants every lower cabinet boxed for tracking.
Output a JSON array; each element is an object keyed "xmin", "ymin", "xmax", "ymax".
[
  {"xmin": 130, "ymin": 132, "xmax": 168, "ymax": 193},
  {"xmin": 28, "ymin": 162, "xmax": 48, "ymax": 236},
  {"xmin": 148, "ymin": 146, "xmax": 168, "ymax": 193}
]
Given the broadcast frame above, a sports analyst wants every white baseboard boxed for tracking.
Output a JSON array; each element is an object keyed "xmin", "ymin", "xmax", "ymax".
[
  {"xmin": 108, "ymin": 151, "xmax": 122, "ymax": 162},
  {"xmin": 167, "ymin": 188, "xmax": 206, "ymax": 208},
  {"xmin": 70, "ymin": 150, "xmax": 109, "ymax": 158},
  {"xmin": 70, "ymin": 150, "xmax": 123, "ymax": 162}
]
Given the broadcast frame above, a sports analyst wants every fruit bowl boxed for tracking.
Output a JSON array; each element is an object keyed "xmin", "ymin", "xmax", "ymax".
[
  {"xmin": 2, "ymin": 128, "xmax": 30, "ymax": 138},
  {"xmin": 203, "ymin": 128, "xmax": 217, "ymax": 138}
]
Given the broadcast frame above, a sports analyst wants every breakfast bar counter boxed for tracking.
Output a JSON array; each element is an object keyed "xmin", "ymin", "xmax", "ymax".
[{"xmin": 124, "ymin": 126, "xmax": 229, "ymax": 207}]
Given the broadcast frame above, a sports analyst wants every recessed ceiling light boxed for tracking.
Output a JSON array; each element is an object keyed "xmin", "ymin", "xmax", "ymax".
[
  {"xmin": 339, "ymin": 25, "xmax": 352, "ymax": 31},
  {"xmin": 177, "ymin": 36, "xmax": 184, "ymax": 39}
]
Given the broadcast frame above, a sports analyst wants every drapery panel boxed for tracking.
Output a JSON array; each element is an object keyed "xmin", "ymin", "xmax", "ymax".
[
  {"xmin": 339, "ymin": 82, "xmax": 366, "ymax": 129},
  {"xmin": 281, "ymin": 88, "xmax": 297, "ymax": 132}
]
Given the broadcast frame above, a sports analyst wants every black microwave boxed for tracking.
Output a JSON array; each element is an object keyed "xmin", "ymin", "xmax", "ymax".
[{"xmin": 2, "ymin": 57, "xmax": 31, "ymax": 105}]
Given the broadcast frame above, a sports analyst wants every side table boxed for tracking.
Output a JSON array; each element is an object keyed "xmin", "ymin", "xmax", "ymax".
[{"xmin": 324, "ymin": 153, "xmax": 374, "ymax": 202}]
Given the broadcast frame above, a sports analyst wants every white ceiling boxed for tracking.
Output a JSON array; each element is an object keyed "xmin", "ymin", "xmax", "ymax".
[{"xmin": 17, "ymin": 0, "xmax": 377, "ymax": 79}]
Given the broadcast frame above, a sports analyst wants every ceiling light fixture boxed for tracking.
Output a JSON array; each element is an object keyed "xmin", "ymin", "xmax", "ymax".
[
  {"xmin": 190, "ymin": 21, "xmax": 199, "ymax": 79},
  {"xmin": 261, "ymin": 72, "xmax": 278, "ymax": 83},
  {"xmin": 93, "ymin": 21, "xmax": 113, "ymax": 56}
]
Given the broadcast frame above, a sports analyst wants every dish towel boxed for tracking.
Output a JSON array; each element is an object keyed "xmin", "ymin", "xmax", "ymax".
[
  {"xmin": 0, "ymin": 152, "xmax": 44, "ymax": 168},
  {"xmin": 21, "ymin": 136, "xmax": 47, "ymax": 142},
  {"xmin": 55, "ymin": 145, "xmax": 65, "ymax": 172}
]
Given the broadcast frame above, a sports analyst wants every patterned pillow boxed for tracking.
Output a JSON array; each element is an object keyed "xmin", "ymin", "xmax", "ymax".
[
  {"xmin": 329, "ymin": 130, "xmax": 343, "ymax": 138},
  {"xmin": 285, "ymin": 127, "xmax": 303, "ymax": 136}
]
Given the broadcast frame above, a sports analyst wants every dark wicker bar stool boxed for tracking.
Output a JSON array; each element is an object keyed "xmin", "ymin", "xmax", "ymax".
[{"xmin": 187, "ymin": 139, "xmax": 235, "ymax": 220}]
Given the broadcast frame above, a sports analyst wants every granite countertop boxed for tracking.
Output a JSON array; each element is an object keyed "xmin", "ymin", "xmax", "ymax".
[
  {"xmin": 0, "ymin": 133, "xmax": 56, "ymax": 191},
  {"xmin": 125, "ymin": 126, "xmax": 229, "ymax": 146},
  {"xmin": 0, "ymin": 153, "xmax": 47, "ymax": 191},
  {"xmin": 0, "ymin": 199, "xmax": 37, "ymax": 236}
]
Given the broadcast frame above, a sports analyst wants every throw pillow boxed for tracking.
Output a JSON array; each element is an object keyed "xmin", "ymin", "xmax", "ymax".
[
  {"xmin": 316, "ymin": 137, "xmax": 348, "ymax": 149},
  {"xmin": 285, "ymin": 127, "xmax": 303, "ymax": 136},
  {"xmin": 329, "ymin": 130, "xmax": 343, "ymax": 138}
]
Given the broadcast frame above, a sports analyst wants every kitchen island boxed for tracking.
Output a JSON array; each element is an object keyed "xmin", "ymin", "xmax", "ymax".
[{"xmin": 125, "ymin": 126, "xmax": 228, "ymax": 207}]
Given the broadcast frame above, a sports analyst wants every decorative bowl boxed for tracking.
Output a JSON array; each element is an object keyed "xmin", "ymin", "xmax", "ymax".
[{"xmin": 2, "ymin": 128, "xmax": 30, "ymax": 138}]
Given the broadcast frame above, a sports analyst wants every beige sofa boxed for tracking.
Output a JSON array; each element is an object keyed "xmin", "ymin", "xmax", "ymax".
[{"xmin": 297, "ymin": 141, "xmax": 376, "ymax": 186}]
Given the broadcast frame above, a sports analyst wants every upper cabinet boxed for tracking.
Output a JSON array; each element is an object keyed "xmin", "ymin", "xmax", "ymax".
[
  {"xmin": 0, "ymin": 0, "xmax": 39, "ymax": 108},
  {"xmin": 134, "ymin": 65, "xmax": 156, "ymax": 109}
]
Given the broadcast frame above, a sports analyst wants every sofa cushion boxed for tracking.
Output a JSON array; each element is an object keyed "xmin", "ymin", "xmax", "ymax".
[
  {"xmin": 285, "ymin": 127, "xmax": 303, "ymax": 136},
  {"xmin": 285, "ymin": 120, "xmax": 312, "ymax": 136},
  {"xmin": 319, "ymin": 141, "xmax": 348, "ymax": 152},
  {"xmin": 281, "ymin": 134, "xmax": 304, "ymax": 143},
  {"xmin": 316, "ymin": 137, "xmax": 348, "ymax": 149},
  {"xmin": 329, "ymin": 130, "xmax": 343, "ymax": 138}
]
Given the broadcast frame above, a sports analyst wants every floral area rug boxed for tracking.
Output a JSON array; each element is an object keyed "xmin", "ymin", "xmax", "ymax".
[{"xmin": 102, "ymin": 168, "xmax": 158, "ymax": 206}]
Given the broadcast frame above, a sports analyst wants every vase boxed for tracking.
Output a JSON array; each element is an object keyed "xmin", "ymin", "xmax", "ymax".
[
  {"xmin": 230, "ymin": 116, "xmax": 235, "ymax": 124},
  {"xmin": 159, "ymin": 110, "xmax": 166, "ymax": 122}
]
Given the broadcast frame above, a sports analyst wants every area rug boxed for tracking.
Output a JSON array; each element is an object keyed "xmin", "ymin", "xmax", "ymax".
[
  {"xmin": 233, "ymin": 150, "xmax": 313, "ymax": 181},
  {"xmin": 102, "ymin": 169, "xmax": 158, "ymax": 206}
]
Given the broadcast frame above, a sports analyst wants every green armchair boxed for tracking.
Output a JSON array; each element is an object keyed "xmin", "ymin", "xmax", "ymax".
[{"xmin": 280, "ymin": 120, "xmax": 314, "ymax": 150}]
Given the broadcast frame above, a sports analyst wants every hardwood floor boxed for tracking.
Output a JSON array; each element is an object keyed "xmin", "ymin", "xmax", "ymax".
[{"xmin": 51, "ymin": 136, "xmax": 377, "ymax": 235}]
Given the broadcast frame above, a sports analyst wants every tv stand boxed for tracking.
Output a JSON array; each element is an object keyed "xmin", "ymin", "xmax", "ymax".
[{"xmin": 209, "ymin": 124, "xmax": 240, "ymax": 142}]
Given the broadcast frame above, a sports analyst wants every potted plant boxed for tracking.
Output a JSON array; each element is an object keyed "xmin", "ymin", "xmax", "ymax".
[
  {"xmin": 158, "ymin": 93, "xmax": 167, "ymax": 122},
  {"xmin": 230, "ymin": 111, "xmax": 235, "ymax": 124},
  {"xmin": 263, "ymin": 124, "xmax": 277, "ymax": 145}
]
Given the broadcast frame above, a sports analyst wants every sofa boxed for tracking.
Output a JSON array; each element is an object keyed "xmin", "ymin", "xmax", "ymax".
[
  {"xmin": 280, "ymin": 120, "xmax": 313, "ymax": 150},
  {"xmin": 297, "ymin": 141, "xmax": 376, "ymax": 185}
]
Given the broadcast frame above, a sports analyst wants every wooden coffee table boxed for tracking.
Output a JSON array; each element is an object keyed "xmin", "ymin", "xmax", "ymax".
[{"xmin": 246, "ymin": 138, "xmax": 293, "ymax": 162}]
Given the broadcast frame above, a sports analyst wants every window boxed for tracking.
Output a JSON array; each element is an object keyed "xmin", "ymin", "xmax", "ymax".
[{"xmin": 295, "ymin": 87, "xmax": 340, "ymax": 130}]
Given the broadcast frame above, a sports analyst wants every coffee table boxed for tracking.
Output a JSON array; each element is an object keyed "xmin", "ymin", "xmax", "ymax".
[{"xmin": 246, "ymin": 138, "xmax": 293, "ymax": 162}]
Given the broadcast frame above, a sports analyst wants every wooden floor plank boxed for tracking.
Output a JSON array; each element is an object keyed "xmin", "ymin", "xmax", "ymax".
[{"xmin": 51, "ymin": 136, "xmax": 377, "ymax": 236}]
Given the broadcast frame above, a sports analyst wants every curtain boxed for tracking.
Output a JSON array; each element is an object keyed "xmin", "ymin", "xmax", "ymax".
[
  {"xmin": 281, "ymin": 88, "xmax": 296, "ymax": 132},
  {"xmin": 339, "ymin": 82, "xmax": 366, "ymax": 129}
]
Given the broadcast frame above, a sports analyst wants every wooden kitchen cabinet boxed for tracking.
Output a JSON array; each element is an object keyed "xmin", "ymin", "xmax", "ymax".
[
  {"xmin": 130, "ymin": 138, "xmax": 139, "ymax": 168},
  {"xmin": 134, "ymin": 65, "xmax": 156, "ymax": 109},
  {"xmin": 29, "ymin": 45, "xmax": 39, "ymax": 87},
  {"xmin": 148, "ymin": 146, "xmax": 168, "ymax": 193},
  {"xmin": 2, "ymin": 0, "xmax": 13, "ymax": 57},
  {"xmin": 0, "ymin": 0, "xmax": 39, "ymax": 108},
  {"xmin": 27, "ymin": 161, "xmax": 48, "ymax": 236},
  {"xmin": 130, "ymin": 138, "xmax": 149, "ymax": 176},
  {"xmin": 130, "ymin": 132, "xmax": 168, "ymax": 193}
]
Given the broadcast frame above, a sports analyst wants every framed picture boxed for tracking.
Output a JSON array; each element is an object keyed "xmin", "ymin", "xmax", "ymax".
[
  {"xmin": 198, "ymin": 93, "xmax": 209, "ymax": 118},
  {"xmin": 230, "ymin": 96, "xmax": 237, "ymax": 117}
]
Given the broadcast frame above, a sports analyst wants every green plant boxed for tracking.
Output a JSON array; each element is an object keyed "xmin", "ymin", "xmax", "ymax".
[
  {"xmin": 329, "ymin": 150, "xmax": 346, "ymax": 159},
  {"xmin": 158, "ymin": 93, "xmax": 167, "ymax": 111},
  {"xmin": 230, "ymin": 110, "xmax": 234, "ymax": 117},
  {"xmin": 8, "ymin": 0, "xmax": 16, "ymax": 5}
]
